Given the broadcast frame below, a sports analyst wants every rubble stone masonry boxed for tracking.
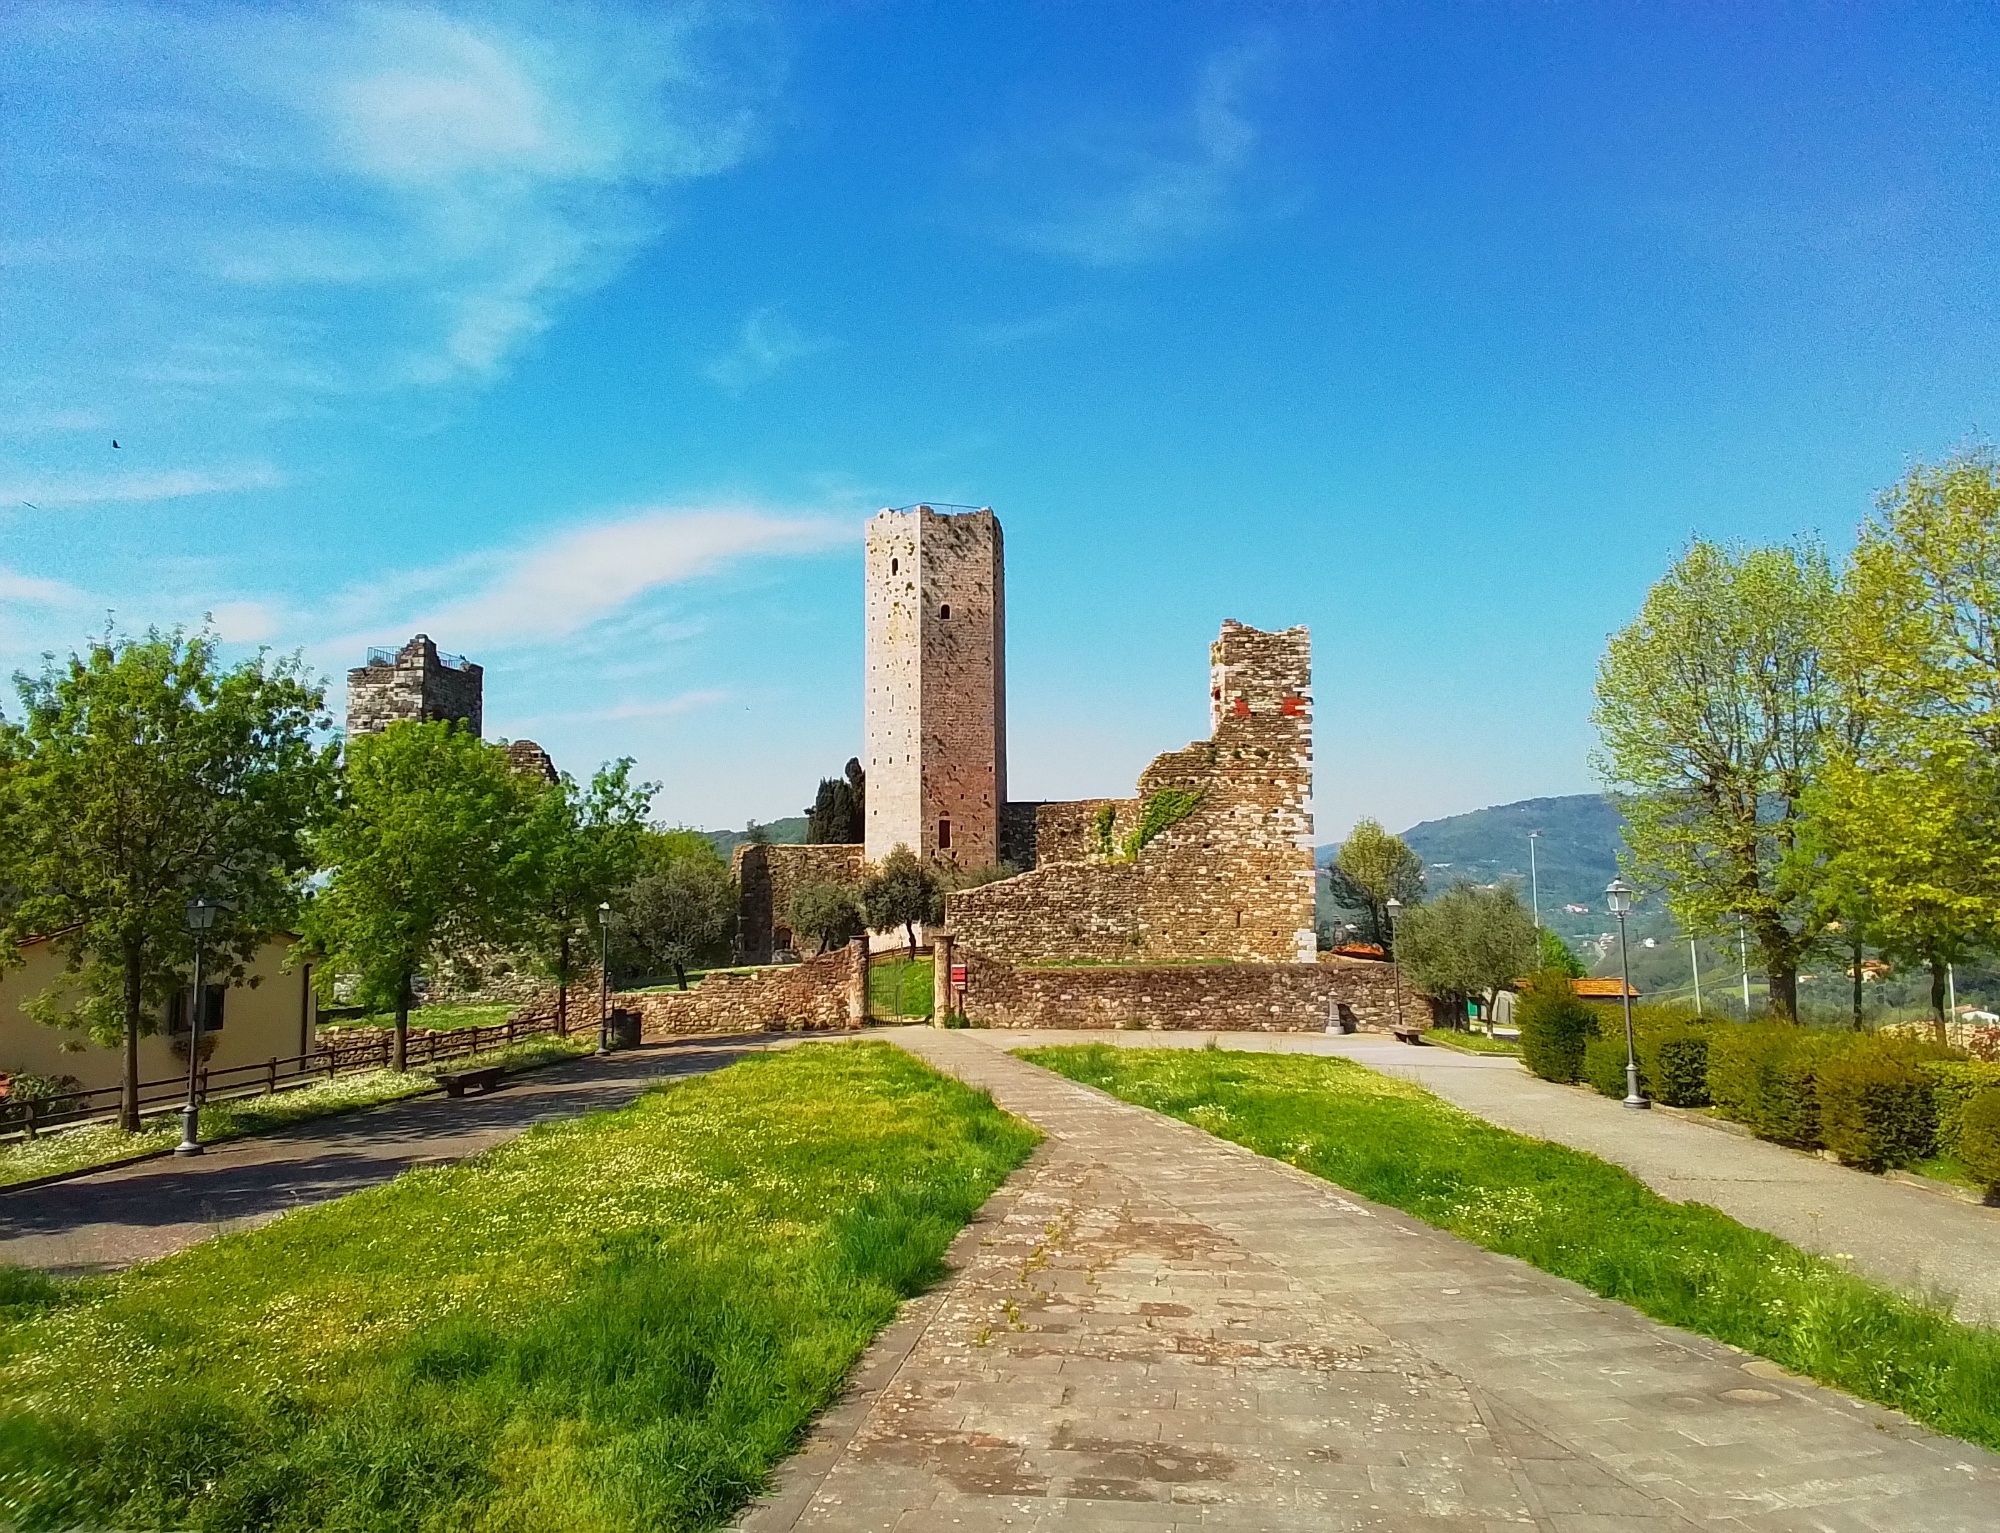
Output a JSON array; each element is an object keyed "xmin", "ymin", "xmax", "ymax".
[
  {"xmin": 957, "ymin": 951, "xmax": 1427, "ymax": 1032},
  {"xmin": 949, "ymin": 621, "xmax": 1315, "ymax": 964},
  {"xmin": 345, "ymin": 634, "xmax": 483, "ymax": 739},
  {"xmin": 864, "ymin": 507, "xmax": 1006, "ymax": 871},
  {"xmin": 733, "ymin": 842, "xmax": 869, "ymax": 964},
  {"xmin": 509, "ymin": 940, "xmax": 867, "ymax": 1038}
]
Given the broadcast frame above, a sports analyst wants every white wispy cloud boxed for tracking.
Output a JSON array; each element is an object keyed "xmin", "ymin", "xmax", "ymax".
[
  {"xmin": 0, "ymin": 3, "xmax": 784, "ymax": 428},
  {"xmin": 703, "ymin": 308, "xmax": 831, "ymax": 394},
  {"xmin": 356, "ymin": 503, "xmax": 852, "ymax": 650},
  {"xmin": 0, "ymin": 566, "xmax": 80, "ymax": 605},
  {"xmin": 963, "ymin": 304, "xmax": 1099, "ymax": 349},
  {"xmin": 0, "ymin": 465, "xmax": 285, "ymax": 509},
  {"xmin": 517, "ymin": 688, "xmax": 730, "ymax": 726},
  {"xmin": 999, "ymin": 41, "xmax": 1272, "ymax": 266}
]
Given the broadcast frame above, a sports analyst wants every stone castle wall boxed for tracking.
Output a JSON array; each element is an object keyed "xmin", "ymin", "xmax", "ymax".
[
  {"xmin": 346, "ymin": 633, "xmax": 483, "ymax": 739},
  {"xmin": 509, "ymin": 939, "xmax": 867, "ymax": 1038},
  {"xmin": 733, "ymin": 842, "xmax": 869, "ymax": 964},
  {"xmin": 864, "ymin": 506, "xmax": 1006, "ymax": 871},
  {"xmin": 955, "ymin": 951, "xmax": 1426, "ymax": 1033},
  {"xmin": 948, "ymin": 621, "xmax": 1315, "ymax": 965}
]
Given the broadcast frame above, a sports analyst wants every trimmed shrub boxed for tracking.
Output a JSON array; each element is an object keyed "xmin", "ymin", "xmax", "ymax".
[
  {"xmin": 1818, "ymin": 1048, "xmax": 1938, "ymax": 1171},
  {"xmin": 1637, "ymin": 1022, "xmax": 1712, "ymax": 1107},
  {"xmin": 1583, "ymin": 1035, "xmax": 1639, "ymax": 1098},
  {"xmin": 1957, "ymin": 1089, "xmax": 2000, "ymax": 1197},
  {"xmin": 1926, "ymin": 1060, "xmax": 2000, "ymax": 1160},
  {"xmin": 1518, "ymin": 973, "xmax": 1599, "ymax": 1083},
  {"xmin": 1707, "ymin": 1025, "xmax": 1853, "ymax": 1148}
]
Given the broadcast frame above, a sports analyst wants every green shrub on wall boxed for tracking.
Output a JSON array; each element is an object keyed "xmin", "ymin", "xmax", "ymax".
[
  {"xmin": 1925, "ymin": 1061, "xmax": 2000, "ymax": 1160},
  {"xmin": 1957, "ymin": 1091, "xmax": 2000, "ymax": 1196},
  {"xmin": 1818, "ymin": 1048, "xmax": 1938, "ymax": 1171},
  {"xmin": 1518, "ymin": 974, "xmax": 1600, "ymax": 1083},
  {"xmin": 1583, "ymin": 1035, "xmax": 1639, "ymax": 1098},
  {"xmin": 1122, "ymin": 789, "xmax": 1203, "ymax": 859},
  {"xmin": 1091, "ymin": 802, "xmax": 1116, "ymax": 859},
  {"xmin": 1706, "ymin": 1026, "xmax": 1853, "ymax": 1149},
  {"xmin": 1636, "ymin": 1022, "xmax": 1712, "ymax": 1107}
]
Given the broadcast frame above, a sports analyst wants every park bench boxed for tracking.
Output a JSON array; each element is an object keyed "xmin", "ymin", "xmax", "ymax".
[
  {"xmin": 1391, "ymin": 1026, "xmax": 1425, "ymax": 1045},
  {"xmin": 437, "ymin": 1066, "xmax": 504, "ymax": 1099}
]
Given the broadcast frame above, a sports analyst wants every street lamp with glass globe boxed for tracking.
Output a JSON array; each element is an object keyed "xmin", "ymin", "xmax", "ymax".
[
  {"xmin": 1605, "ymin": 879, "xmax": 1648, "ymax": 1109},
  {"xmin": 1386, "ymin": 897, "xmax": 1405, "ymax": 1033},
  {"xmin": 176, "ymin": 896, "xmax": 219, "ymax": 1156}
]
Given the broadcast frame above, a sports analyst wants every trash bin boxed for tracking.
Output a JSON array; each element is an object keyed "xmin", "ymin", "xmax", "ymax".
[{"xmin": 607, "ymin": 1008, "xmax": 642, "ymax": 1050}]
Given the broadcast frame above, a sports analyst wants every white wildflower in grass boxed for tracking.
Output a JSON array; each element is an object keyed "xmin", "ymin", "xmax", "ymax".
[{"xmin": 0, "ymin": 1042, "xmax": 1038, "ymax": 1532}]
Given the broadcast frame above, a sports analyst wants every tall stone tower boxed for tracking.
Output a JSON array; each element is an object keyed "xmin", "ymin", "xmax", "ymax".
[
  {"xmin": 864, "ymin": 505, "xmax": 1007, "ymax": 869},
  {"xmin": 345, "ymin": 634, "xmax": 483, "ymax": 740}
]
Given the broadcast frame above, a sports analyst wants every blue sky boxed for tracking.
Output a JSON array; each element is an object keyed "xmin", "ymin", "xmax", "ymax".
[{"xmin": 3, "ymin": 3, "xmax": 1997, "ymax": 840}]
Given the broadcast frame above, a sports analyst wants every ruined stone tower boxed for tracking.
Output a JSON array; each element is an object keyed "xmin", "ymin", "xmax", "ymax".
[
  {"xmin": 345, "ymin": 634, "xmax": 483, "ymax": 740},
  {"xmin": 864, "ymin": 506, "xmax": 1007, "ymax": 869}
]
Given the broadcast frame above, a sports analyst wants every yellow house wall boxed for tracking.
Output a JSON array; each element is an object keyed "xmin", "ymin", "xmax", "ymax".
[{"xmin": 0, "ymin": 935, "xmax": 318, "ymax": 1094}]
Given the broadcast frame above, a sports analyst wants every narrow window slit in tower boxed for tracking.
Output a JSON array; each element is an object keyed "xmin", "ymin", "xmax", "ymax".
[{"xmin": 940, "ymin": 604, "xmax": 951, "ymax": 618}]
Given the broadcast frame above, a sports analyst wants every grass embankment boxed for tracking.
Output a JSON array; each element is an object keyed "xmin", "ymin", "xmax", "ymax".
[
  {"xmin": 341, "ymin": 1001, "xmax": 517, "ymax": 1031},
  {"xmin": 1420, "ymin": 1028, "xmax": 1520, "ymax": 1056},
  {"xmin": 0, "ymin": 1042, "xmax": 1035, "ymax": 1531},
  {"xmin": 1022, "ymin": 1044, "xmax": 2000, "ymax": 1452},
  {"xmin": 0, "ymin": 1034, "xmax": 592, "ymax": 1189},
  {"xmin": 868, "ymin": 954, "xmax": 934, "ymax": 1020}
]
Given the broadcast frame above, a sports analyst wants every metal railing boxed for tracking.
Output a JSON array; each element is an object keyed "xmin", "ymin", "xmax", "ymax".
[
  {"xmin": 365, "ymin": 646, "xmax": 399, "ymax": 666},
  {"xmin": 0, "ymin": 1012, "xmax": 567, "ymax": 1143}
]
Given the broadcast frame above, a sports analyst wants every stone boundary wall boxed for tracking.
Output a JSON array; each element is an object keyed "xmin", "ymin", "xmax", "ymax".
[
  {"xmin": 956, "ymin": 951, "xmax": 1428, "ymax": 1033},
  {"xmin": 734, "ymin": 843, "xmax": 868, "ymax": 964},
  {"xmin": 509, "ymin": 940, "xmax": 867, "ymax": 1039}
]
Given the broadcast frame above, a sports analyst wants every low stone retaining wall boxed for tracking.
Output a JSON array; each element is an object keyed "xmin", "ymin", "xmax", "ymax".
[
  {"xmin": 509, "ymin": 940, "xmax": 867, "ymax": 1040},
  {"xmin": 954, "ymin": 950, "xmax": 1428, "ymax": 1032}
]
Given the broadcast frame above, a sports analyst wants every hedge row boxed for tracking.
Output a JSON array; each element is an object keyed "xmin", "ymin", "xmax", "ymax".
[{"xmin": 1516, "ymin": 973, "xmax": 2000, "ymax": 1189}]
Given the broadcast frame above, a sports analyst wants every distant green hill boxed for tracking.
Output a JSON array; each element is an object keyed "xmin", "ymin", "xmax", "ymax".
[
  {"xmin": 1318, "ymin": 794, "xmax": 1629, "ymax": 937},
  {"xmin": 702, "ymin": 816, "xmax": 810, "ymax": 862}
]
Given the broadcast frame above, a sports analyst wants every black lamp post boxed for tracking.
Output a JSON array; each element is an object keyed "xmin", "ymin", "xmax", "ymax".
[
  {"xmin": 596, "ymin": 901, "xmax": 612, "ymax": 1056},
  {"xmin": 1386, "ymin": 897, "xmax": 1404, "ymax": 1033},
  {"xmin": 1606, "ymin": 879, "xmax": 1648, "ymax": 1109},
  {"xmin": 176, "ymin": 896, "xmax": 218, "ymax": 1156}
]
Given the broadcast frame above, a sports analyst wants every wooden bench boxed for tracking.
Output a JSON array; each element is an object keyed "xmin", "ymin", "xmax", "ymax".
[
  {"xmin": 438, "ymin": 1066, "xmax": 504, "ymax": 1099},
  {"xmin": 1391, "ymin": 1026, "xmax": 1426, "ymax": 1045}
]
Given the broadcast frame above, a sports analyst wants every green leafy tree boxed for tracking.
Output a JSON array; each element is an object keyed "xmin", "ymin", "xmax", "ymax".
[
  {"xmin": 1814, "ymin": 448, "xmax": 2000, "ymax": 1035},
  {"xmin": 862, "ymin": 845, "xmax": 942, "ymax": 962},
  {"xmin": 1593, "ymin": 540, "xmax": 1837, "ymax": 1019},
  {"xmin": 0, "ymin": 630, "xmax": 332, "ymax": 1129},
  {"xmin": 786, "ymin": 877, "xmax": 864, "ymax": 956},
  {"xmin": 615, "ymin": 853, "xmax": 735, "ymax": 989},
  {"xmin": 303, "ymin": 721, "xmax": 539, "ymax": 1071},
  {"xmin": 804, "ymin": 758, "xmax": 866, "ymax": 844},
  {"xmin": 1329, "ymin": 820, "xmax": 1424, "ymax": 949},
  {"xmin": 1396, "ymin": 882, "xmax": 1539, "ymax": 1024},
  {"xmin": 1537, "ymin": 927, "xmax": 1588, "ymax": 979},
  {"xmin": 519, "ymin": 759, "xmax": 655, "ymax": 1034}
]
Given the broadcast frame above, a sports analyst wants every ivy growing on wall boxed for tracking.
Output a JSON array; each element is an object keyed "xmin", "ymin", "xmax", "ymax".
[
  {"xmin": 1092, "ymin": 802, "xmax": 1117, "ymax": 859},
  {"xmin": 1123, "ymin": 789, "xmax": 1203, "ymax": 859}
]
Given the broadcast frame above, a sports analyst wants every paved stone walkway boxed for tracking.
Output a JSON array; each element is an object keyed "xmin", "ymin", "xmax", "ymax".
[
  {"xmin": 0, "ymin": 1035, "xmax": 773, "ymax": 1273},
  {"xmin": 740, "ymin": 1029, "xmax": 2000, "ymax": 1531},
  {"xmin": 969, "ymin": 1029, "xmax": 2000, "ymax": 1325}
]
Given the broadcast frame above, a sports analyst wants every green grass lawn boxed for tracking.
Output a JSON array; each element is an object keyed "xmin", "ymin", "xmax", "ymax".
[
  {"xmin": 1420, "ymin": 1028, "xmax": 1521, "ymax": 1056},
  {"xmin": 0, "ymin": 1034, "xmax": 593, "ymax": 1190},
  {"xmin": 1021, "ymin": 1044, "xmax": 2000, "ymax": 1453},
  {"xmin": 340, "ymin": 1001, "xmax": 518, "ymax": 1031},
  {"xmin": 868, "ymin": 955, "xmax": 934, "ymax": 1020},
  {"xmin": 0, "ymin": 1042, "xmax": 1035, "ymax": 1532}
]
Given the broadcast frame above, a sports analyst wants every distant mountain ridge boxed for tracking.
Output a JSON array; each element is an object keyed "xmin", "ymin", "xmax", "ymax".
[
  {"xmin": 1319, "ymin": 794, "xmax": 1627, "ymax": 933},
  {"xmin": 702, "ymin": 816, "xmax": 809, "ymax": 862}
]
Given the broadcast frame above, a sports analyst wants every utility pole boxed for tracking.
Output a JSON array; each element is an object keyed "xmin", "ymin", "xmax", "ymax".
[
  {"xmin": 1690, "ymin": 936, "xmax": 1702, "ymax": 1016},
  {"xmin": 1738, "ymin": 916, "xmax": 1752, "ymax": 1018},
  {"xmin": 1528, "ymin": 831, "xmax": 1542, "ymax": 929}
]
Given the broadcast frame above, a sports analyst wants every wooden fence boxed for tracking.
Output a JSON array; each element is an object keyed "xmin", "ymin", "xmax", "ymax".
[{"xmin": 1, "ymin": 1011, "xmax": 568, "ymax": 1143}]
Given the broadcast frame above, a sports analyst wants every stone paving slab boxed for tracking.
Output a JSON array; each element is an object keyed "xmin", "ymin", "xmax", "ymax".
[
  {"xmin": 737, "ymin": 1029, "xmax": 2000, "ymax": 1531},
  {"xmin": 0, "ymin": 1035, "xmax": 776, "ymax": 1272},
  {"xmin": 982, "ymin": 1027, "xmax": 2000, "ymax": 1324}
]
